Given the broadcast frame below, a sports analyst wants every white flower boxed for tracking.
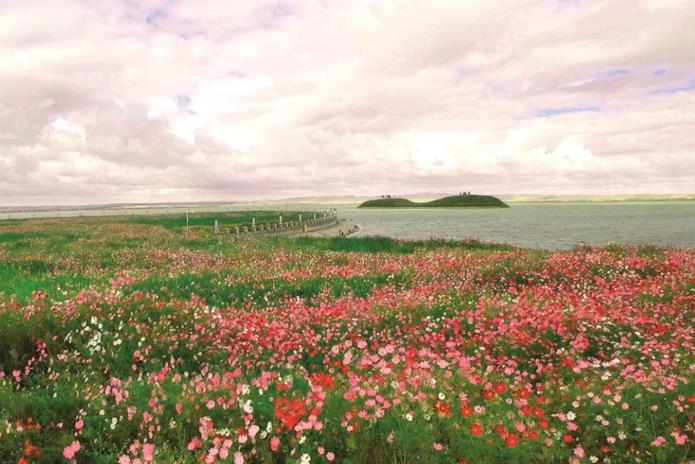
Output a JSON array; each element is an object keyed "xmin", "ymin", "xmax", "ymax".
[
  {"xmin": 566, "ymin": 411, "xmax": 576, "ymax": 421},
  {"xmin": 242, "ymin": 400, "xmax": 253, "ymax": 414},
  {"xmin": 404, "ymin": 413, "xmax": 413, "ymax": 421},
  {"xmin": 300, "ymin": 454, "xmax": 311, "ymax": 464}
]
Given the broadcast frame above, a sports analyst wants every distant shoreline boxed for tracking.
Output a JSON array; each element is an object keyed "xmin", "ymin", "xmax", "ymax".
[{"xmin": 2, "ymin": 195, "xmax": 695, "ymax": 214}]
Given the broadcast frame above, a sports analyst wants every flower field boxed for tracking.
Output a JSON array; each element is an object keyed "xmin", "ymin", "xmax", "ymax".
[{"xmin": 0, "ymin": 218, "xmax": 693, "ymax": 463}]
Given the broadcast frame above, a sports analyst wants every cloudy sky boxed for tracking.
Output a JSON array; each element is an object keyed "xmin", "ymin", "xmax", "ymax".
[{"xmin": 1, "ymin": 0, "xmax": 694, "ymax": 205}]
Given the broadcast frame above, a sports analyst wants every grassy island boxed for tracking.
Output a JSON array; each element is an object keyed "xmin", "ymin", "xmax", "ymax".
[{"xmin": 358, "ymin": 193, "xmax": 508, "ymax": 208}]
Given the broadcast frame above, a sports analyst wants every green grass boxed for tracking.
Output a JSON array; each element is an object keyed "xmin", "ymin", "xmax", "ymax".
[
  {"xmin": 128, "ymin": 271, "xmax": 409, "ymax": 308},
  {"xmin": 0, "ymin": 264, "xmax": 106, "ymax": 304},
  {"xmin": 287, "ymin": 236, "xmax": 512, "ymax": 253},
  {"xmin": 117, "ymin": 210, "xmax": 314, "ymax": 229},
  {"xmin": 358, "ymin": 194, "xmax": 508, "ymax": 208}
]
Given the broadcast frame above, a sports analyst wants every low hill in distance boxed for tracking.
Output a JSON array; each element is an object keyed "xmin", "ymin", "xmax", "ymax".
[{"xmin": 358, "ymin": 194, "xmax": 509, "ymax": 208}]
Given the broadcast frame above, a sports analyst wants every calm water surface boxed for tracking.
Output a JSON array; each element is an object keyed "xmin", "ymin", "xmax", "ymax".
[
  {"xmin": 2, "ymin": 201, "xmax": 694, "ymax": 251},
  {"xmin": 338, "ymin": 202, "xmax": 695, "ymax": 250}
]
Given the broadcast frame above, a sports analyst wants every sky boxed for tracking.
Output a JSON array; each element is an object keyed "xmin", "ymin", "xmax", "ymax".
[{"xmin": 1, "ymin": 0, "xmax": 694, "ymax": 206}]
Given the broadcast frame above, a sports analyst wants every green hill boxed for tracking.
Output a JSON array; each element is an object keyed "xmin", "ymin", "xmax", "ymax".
[
  {"xmin": 358, "ymin": 194, "xmax": 508, "ymax": 208},
  {"xmin": 357, "ymin": 198, "xmax": 418, "ymax": 208}
]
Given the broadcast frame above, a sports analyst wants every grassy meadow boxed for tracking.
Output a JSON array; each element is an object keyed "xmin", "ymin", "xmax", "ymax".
[{"xmin": 0, "ymin": 214, "xmax": 693, "ymax": 463}]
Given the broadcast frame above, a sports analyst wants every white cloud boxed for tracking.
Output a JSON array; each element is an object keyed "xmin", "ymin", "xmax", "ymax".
[{"xmin": 0, "ymin": 0, "xmax": 694, "ymax": 205}]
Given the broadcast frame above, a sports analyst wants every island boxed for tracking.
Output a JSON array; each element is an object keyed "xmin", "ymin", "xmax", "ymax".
[{"xmin": 358, "ymin": 193, "xmax": 509, "ymax": 208}]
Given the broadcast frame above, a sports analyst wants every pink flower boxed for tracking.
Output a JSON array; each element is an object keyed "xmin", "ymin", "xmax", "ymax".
[
  {"xmin": 433, "ymin": 442, "xmax": 443, "ymax": 451},
  {"xmin": 143, "ymin": 443, "xmax": 154, "ymax": 462},
  {"xmin": 234, "ymin": 452, "xmax": 244, "ymax": 464},
  {"xmin": 652, "ymin": 436, "xmax": 666, "ymax": 447},
  {"xmin": 270, "ymin": 436, "xmax": 281, "ymax": 452},
  {"xmin": 63, "ymin": 440, "xmax": 81, "ymax": 459},
  {"xmin": 188, "ymin": 437, "xmax": 202, "ymax": 451},
  {"xmin": 118, "ymin": 456, "xmax": 131, "ymax": 464},
  {"xmin": 326, "ymin": 452, "xmax": 335, "ymax": 461},
  {"xmin": 574, "ymin": 445, "xmax": 585, "ymax": 458},
  {"xmin": 75, "ymin": 419, "xmax": 84, "ymax": 431}
]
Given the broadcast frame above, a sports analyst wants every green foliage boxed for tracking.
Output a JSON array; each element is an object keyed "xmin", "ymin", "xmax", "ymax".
[{"xmin": 288, "ymin": 236, "xmax": 512, "ymax": 253}]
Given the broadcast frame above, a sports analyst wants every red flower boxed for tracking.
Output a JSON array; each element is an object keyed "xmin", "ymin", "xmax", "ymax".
[
  {"xmin": 435, "ymin": 401, "xmax": 451, "ymax": 417},
  {"xmin": 276, "ymin": 382, "xmax": 290, "ymax": 392},
  {"xmin": 23, "ymin": 440, "xmax": 41, "ymax": 458},
  {"xmin": 310, "ymin": 373, "xmax": 334, "ymax": 391},
  {"xmin": 274, "ymin": 397, "xmax": 306, "ymax": 432},
  {"xmin": 460, "ymin": 405, "xmax": 474, "ymax": 417},
  {"xmin": 494, "ymin": 382, "xmax": 506, "ymax": 394},
  {"xmin": 505, "ymin": 434, "xmax": 519, "ymax": 448},
  {"xmin": 562, "ymin": 434, "xmax": 573, "ymax": 443},
  {"xmin": 470, "ymin": 423, "xmax": 484, "ymax": 437}
]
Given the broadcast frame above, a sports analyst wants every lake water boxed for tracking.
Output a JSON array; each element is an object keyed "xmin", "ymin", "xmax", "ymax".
[
  {"xmin": 338, "ymin": 202, "xmax": 695, "ymax": 250},
  {"xmin": 2, "ymin": 201, "xmax": 694, "ymax": 251}
]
